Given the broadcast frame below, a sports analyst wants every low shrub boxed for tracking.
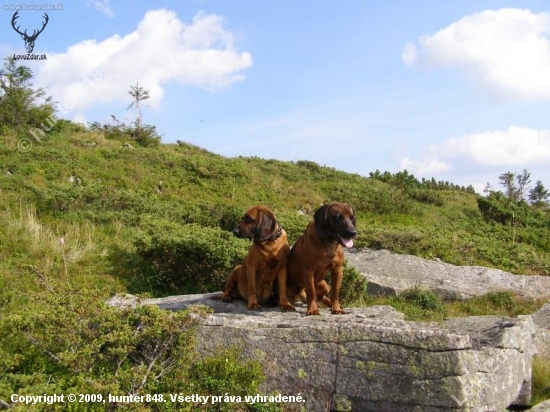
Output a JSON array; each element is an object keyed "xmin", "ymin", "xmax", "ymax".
[
  {"xmin": 486, "ymin": 291, "xmax": 514, "ymax": 311},
  {"xmin": 326, "ymin": 260, "xmax": 368, "ymax": 306},
  {"xmin": 276, "ymin": 212, "xmax": 311, "ymax": 245},
  {"xmin": 1, "ymin": 280, "xmax": 277, "ymax": 411},
  {"xmin": 0, "ymin": 284, "xmax": 209, "ymax": 411},
  {"xmin": 477, "ymin": 192, "xmax": 550, "ymax": 228},
  {"xmin": 179, "ymin": 202, "xmax": 243, "ymax": 232},
  {"xmin": 399, "ymin": 287, "xmax": 443, "ymax": 312},
  {"xmin": 369, "ymin": 287, "xmax": 447, "ymax": 321},
  {"xmin": 188, "ymin": 347, "xmax": 279, "ymax": 412},
  {"xmin": 360, "ymin": 228, "xmax": 426, "ymax": 255},
  {"xmin": 134, "ymin": 217, "xmax": 249, "ymax": 294},
  {"xmin": 410, "ymin": 189, "xmax": 444, "ymax": 206},
  {"xmin": 89, "ymin": 118, "xmax": 161, "ymax": 148}
]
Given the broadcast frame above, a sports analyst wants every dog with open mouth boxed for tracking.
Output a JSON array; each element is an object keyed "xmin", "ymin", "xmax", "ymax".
[{"xmin": 283, "ymin": 202, "xmax": 357, "ymax": 315}]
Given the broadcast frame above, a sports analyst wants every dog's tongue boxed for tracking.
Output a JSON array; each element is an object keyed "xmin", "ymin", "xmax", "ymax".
[{"xmin": 340, "ymin": 238, "xmax": 354, "ymax": 248}]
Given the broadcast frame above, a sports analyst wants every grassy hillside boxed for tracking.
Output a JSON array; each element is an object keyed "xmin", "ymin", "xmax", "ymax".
[
  {"xmin": 3, "ymin": 124, "xmax": 549, "ymax": 263},
  {"xmin": 1, "ymin": 123, "xmax": 549, "ymax": 408},
  {"xmin": 1, "ymin": 123, "xmax": 549, "ymax": 298}
]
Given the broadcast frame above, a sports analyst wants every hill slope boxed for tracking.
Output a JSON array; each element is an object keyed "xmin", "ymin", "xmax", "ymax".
[{"xmin": 1, "ymin": 126, "xmax": 549, "ymax": 298}]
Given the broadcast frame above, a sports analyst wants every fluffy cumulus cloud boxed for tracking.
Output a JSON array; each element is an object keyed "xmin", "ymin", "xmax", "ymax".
[
  {"xmin": 34, "ymin": 9, "xmax": 253, "ymax": 115},
  {"xmin": 400, "ymin": 126, "xmax": 550, "ymax": 176},
  {"xmin": 403, "ymin": 8, "xmax": 550, "ymax": 100}
]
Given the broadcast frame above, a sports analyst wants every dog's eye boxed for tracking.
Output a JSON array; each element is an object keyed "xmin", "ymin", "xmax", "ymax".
[{"xmin": 335, "ymin": 213, "xmax": 342, "ymax": 221}]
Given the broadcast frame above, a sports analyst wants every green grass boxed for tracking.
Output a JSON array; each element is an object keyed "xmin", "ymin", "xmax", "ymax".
[
  {"xmin": 344, "ymin": 288, "xmax": 544, "ymax": 322},
  {"xmin": 1, "ymin": 124, "xmax": 549, "ymax": 407},
  {"xmin": 533, "ymin": 356, "xmax": 550, "ymax": 406}
]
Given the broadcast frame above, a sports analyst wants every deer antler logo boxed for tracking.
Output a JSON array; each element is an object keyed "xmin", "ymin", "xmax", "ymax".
[{"xmin": 11, "ymin": 11, "xmax": 49, "ymax": 54}]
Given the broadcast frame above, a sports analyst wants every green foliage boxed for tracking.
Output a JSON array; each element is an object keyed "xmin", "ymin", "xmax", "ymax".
[
  {"xmin": 366, "ymin": 289, "xmax": 542, "ymax": 322},
  {"xmin": 326, "ymin": 260, "xmax": 368, "ymax": 306},
  {"xmin": 0, "ymin": 280, "xmax": 211, "ymax": 411},
  {"xmin": 0, "ymin": 280, "xmax": 276, "ymax": 410},
  {"xmin": 409, "ymin": 189, "xmax": 444, "ymax": 206},
  {"xmin": 449, "ymin": 292, "xmax": 542, "ymax": 318},
  {"xmin": 188, "ymin": 347, "xmax": 278, "ymax": 412},
  {"xmin": 485, "ymin": 291, "xmax": 514, "ymax": 311},
  {"xmin": 369, "ymin": 169, "xmax": 474, "ymax": 193},
  {"xmin": 1, "ymin": 125, "xmax": 549, "ymax": 277},
  {"xmin": 478, "ymin": 191, "xmax": 550, "ymax": 227},
  {"xmin": 89, "ymin": 116, "xmax": 161, "ymax": 148},
  {"xmin": 134, "ymin": 217, "xmax": 249, "ymax": 294},
  {"xmin": 0, "ymin": 206, "xmax": 275, "ymax": 409},
  {"xmin": 530, "ymin": 180, "xmax": 550, "ymax": 208},
  {"xmin": 275, "ymin": 212, "xmax": 311, "ymax": 245},
  {"xmin": 532, "ymin": 356, "xmax": 550, "ymax": 406},
  {"xmin": 179, "ymin": 202, "xmax": 244, "ymax": 232},
  {"xmin": 360, "ymin": 227, "xmax": 426, "ymax": 255},
  {"xmin": 366, "ymin": 184, "xmax": 416, "ymax": 215},
  {"xmin": 399, "ymin": 287, "xmax": 443, "ymax": 311},
  {"xmin": 363, "ymin": 287, "xmax": 446, "ymax": 322},
  {"xmin": 0, "ymin": 57, "xmax": 56, "ymax": 132},
  {"xmin": 86, "ymin": 82, "xmax": 161, "ymax": 148}
]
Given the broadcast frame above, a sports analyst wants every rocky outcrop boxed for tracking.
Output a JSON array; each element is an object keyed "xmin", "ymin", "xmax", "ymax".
[
  {"xmin": 345, "ymin": 248, "xmax": 550, "ymax": 300},
  {"xmin": 532, "ymin": 302, "xmax": 550, "ymax": 358},
  {"xmin": 109, "ymin": 293, "xmax": 534, "ymax": 412}
]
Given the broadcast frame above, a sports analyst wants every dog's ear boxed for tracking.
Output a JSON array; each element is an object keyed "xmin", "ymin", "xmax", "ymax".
[
  {"xmin": 256, "ymin": 209, "xmax": 276, "ymax": 239},
  {"xmin": 314, "ymin": 204, "xmax": 330, "ymax": 238},
  {"xmin": 349, "ymin": 205, "xmax": 356, "ymax": 221}
]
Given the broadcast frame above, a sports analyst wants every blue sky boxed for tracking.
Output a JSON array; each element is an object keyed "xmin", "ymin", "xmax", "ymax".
[{"xmin": 2, "ymin": 0, "xmax": 550, "ymax": 193}]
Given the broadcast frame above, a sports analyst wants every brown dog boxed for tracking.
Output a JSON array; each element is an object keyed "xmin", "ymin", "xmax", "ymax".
[
  {"xmin": 222, "ymin": 205, "xmax": 296, "ymax": 312},
  {"xmin": 285, "ymin": 202, "xmax": 357, "ymax": 315}
]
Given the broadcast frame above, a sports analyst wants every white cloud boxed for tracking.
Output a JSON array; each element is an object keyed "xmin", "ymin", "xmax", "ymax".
[
  {"xmin": 86, "ymin": 0, "xmax": 114, "ymax": 18},
  {"xmin": 403, "ymin": 8, "xmax": 550, "ymax": 100},
  {"xmin": 35, "ymin": 9, "xmax": 253, "ymax": 115},
  {"xmin": 400, "ymin": 156, "xmax": 451, "ymax": 176},
  {"xmin": 400, "ymin": 126, "xmax": 550, "ymax": 176},
  {"xmin": 401, "ymin": 42, "xmax": 417, "ymax": 67}
]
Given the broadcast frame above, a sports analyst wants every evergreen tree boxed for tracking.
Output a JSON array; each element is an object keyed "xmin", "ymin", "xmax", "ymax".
[
  {"xmin": 0, "ymin": 56, "xmax": 55, "ymax": 130},
  {"xmin": 128, "ymin": 82, "xmax": 150, "ymax": 133},
  {"xmin": 89, "ymin": 82, "xmax": 160, "ymax": 147},
  {"xmin": 516, "ymin": 169, "xmax": 531, "ymax": 201},
  {"xmin": 529, "ymin": 181, "xmax": 549, "ymax": 207},
  {"xmin": 498, "ymin": 171, "xmax": 519, "ymax": 202}
]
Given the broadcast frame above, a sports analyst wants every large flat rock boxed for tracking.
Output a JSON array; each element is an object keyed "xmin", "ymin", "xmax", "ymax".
[
  {"xmin": 345, "ymin": 248, "xmax": 550, "ymax": 300},
  {"xmin": 109, "ymin": 293, "xmax": 534, "ymax": 412}
]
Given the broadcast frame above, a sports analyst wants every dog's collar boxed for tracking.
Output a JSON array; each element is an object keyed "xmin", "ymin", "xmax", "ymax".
[
  {"xmin": 321, "ymin": 232, "xmax": 339, "ymax": 245},
  {"xmin": 257, "ymin": 223, "xmax": 283, "ymax": 242}
]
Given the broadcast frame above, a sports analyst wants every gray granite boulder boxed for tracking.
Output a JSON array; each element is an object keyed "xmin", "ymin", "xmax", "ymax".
[
  {"xmin": 108, "ymin": 293, "xmax": 534, "ymax": 412},
  {"xmin": 532, "ymin": 302, "xmax": 550, "ymax": 358},
  {"xmin": 345, "ymin": 248, "xmax": 550, "ymax": 300}
]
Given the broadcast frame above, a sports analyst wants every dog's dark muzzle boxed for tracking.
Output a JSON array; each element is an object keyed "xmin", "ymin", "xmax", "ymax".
[
  {"xmin": 233, "ymin": 227, "xmax": 254, "ymax": 239},
  {"xmin": 336, "ymin": 228, "xmax": 357, "ymax": 248}
]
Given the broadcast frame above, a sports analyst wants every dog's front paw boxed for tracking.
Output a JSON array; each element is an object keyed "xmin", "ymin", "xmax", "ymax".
[
  {"xmin": 247, "ymin": 303, "xmax": 261, "ymax": 311},
  {"xmin": 280, "ymin": 303, "xmax": 296, "ymax": 312},
  {"xmin": 306, "ymin": 309, "xmax": 320, "ymax": 316},
  {"xmin": 221, "ymin": 293, "xmax": 232, "ymax": 302},
  {"xmin": 331, "ymin": 307, "xmax": 347, "ymax": 315}
]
